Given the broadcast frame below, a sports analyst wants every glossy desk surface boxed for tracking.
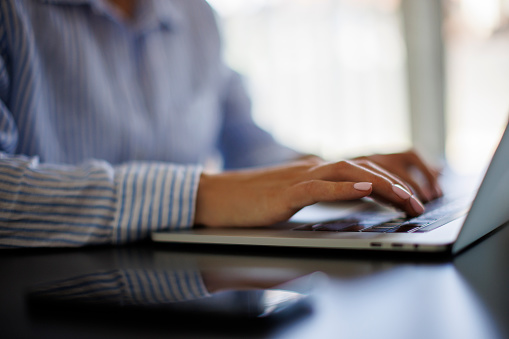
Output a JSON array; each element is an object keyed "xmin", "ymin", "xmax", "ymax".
[{"xmin": 1, "ymin": 225, "xmax": 509, "ymax": 339}]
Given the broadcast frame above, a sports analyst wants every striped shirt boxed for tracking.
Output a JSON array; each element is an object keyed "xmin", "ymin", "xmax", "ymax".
[{"xmin": 0, "ymin": 0, "xmax": 299, "ymax": 248}]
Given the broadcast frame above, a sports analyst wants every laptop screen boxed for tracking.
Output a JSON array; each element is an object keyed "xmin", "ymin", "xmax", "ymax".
[{"xmin": 453, "ymin": 120, "xmax": 509, "ymax": 253}]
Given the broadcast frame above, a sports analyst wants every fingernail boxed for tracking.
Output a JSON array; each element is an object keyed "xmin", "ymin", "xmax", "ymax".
[
  {"xmin": 410, "ymin": 196, "xmax": 425, "ymax": 214},
  {"xmin": 392, "ymin": 184, "xmax": 411, "ymax": 200},
  {"xmin": 354, "ymin": 182, "xmax": 372, "ymax": 191}
]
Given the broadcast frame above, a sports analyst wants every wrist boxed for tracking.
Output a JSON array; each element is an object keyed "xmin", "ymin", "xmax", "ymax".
[{"xmin": 195, "ymin": 172, "xmax": 222, "ymax": 227}]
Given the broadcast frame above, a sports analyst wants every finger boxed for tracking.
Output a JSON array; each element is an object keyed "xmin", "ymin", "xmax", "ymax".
[
  {"xmin": 355, "ymin": 160, "xmax": 413, "ymax": 194},
  {"xmin": 404, "ymin": 176, "xmax": 433, "ymax": 202},
  {"xmin": 314, "ymin": 161, "xmax": 424, "ymax": 216},
  {"xmin": 364, "ymin": 160, "xmax": 433, "ymax": 202},
  {"xmin": 364, "ymin": 187, "xmax": 424, "ymax": 218},
  {"xmin": 405, "ymin": 151, "xmax": 442, "ymax": 199},
  {"xmin": 351, "ymin": 161, "xmax": 424, "ymax": 211},
  {"xmin": 287, "ymin": 180, "xmax": 372, "ymax": 210},
  {"xmin": 355, "ymin": 160, "xmax": 428, "ymax": 214},
  {"xmin": 403, "ymin": 166, "xmax": 437, "ymax": 202},
  {"xmin": 364, "ymin": 182, "xmax": 424, "ymax": 218}
]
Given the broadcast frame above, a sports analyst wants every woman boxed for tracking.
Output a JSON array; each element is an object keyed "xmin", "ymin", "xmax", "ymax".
[{"xmin": 0, "ymin": 0, "xmax": 440, "ymax": 247}]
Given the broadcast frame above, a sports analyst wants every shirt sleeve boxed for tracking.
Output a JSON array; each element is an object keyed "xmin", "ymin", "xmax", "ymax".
[
  {"xmin": 0, "ymin": 152, "xmax": 201, "ymax": 248},
  {"xmin": 218, "ymin": 70, "xmax": 302, "ymax": 169},
  {"xmin": 0, "ymin": 49, "xmax": 202, "ymax": 248}
]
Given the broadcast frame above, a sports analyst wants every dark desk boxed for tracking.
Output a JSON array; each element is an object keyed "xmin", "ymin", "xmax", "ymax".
[{"xmin": 2, "ymin": 225, "xmax": 509, "ymax": 339}]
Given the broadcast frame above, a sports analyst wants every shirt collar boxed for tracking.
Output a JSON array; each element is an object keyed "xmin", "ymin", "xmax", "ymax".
[
  {"xmin": 135, "ymin": 1, "xmax": 183, "ymax": 33},
  {"xmin": 38, "ymin": 0, "xmax": 183, "ymax": 33}
]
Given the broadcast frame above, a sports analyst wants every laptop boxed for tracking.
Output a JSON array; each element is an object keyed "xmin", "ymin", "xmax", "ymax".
[{"xmin": 152, "ymin": 121, "xmax": 509, "ymax": 255}]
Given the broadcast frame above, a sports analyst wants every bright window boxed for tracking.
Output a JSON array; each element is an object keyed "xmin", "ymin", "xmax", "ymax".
[
  {"xmin": 208, "ymin": 0, "xmax": 509, "ymax": 174},
  {"xmin": 444, "ymin": 0, "xmax": 509, "ymax": 173},
  {"xmin": 208, "ymin": 0, "xmax": 410, "ymax": 161}
]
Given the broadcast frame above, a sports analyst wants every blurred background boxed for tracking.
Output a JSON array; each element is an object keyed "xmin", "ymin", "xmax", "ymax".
[{"xmin": 206, "ymin": 0, "xmax": 509, "ymax": 175}]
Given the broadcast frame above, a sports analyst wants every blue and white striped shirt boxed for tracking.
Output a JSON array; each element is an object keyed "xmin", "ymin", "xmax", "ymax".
[{"xmin": 0, "ymin": 0, "xmax": 299, "ymax": 248}]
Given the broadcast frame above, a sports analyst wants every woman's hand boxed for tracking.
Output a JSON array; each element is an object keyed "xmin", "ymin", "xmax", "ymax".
[
  {"xmin": 356, "ymin": 150, "xmax": 442, "ymax": 203},
  {"xmin": 195, "ymin": 155, "xmax": 432, "ymax": 228}
]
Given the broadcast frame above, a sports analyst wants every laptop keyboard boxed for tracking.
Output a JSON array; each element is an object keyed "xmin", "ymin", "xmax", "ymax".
[{"xmin": 292, "ymin": 196, "xmax": 472, "ymax": 233}]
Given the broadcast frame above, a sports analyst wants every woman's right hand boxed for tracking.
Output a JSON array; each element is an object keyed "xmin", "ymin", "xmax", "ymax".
[{"xmin": 194, "ymin": 157, "xmax": 426, "ymax": 228}]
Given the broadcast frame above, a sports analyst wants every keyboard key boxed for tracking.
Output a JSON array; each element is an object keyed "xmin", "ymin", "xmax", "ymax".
[
  {"xmin": 339, "ymin": 225, "xmax": 368, "ymax": 232},
  {"xmin": 292, "ymin": 224, "xmax": 315, "ymax": 231},
  {"xmin": 414, "ymin": 213, "xmax": 466, "ymax": 232},
  {"xmin": 387, "ymin": 224, "xmax": 422, "ymax": 233},
  {"xmin": 293, "ymin": 219, "xmax": 373, "ymax": 232},
  {"xmin": 291, "ymin": 197, "xmax": 471, "ymax": 233},
  {"xmin": 362, "ymin": 223, "xmax": 400, "ymax": 232},
  {"xmin": 313, "ymin": 221, "xmax": 359, "ymax": 232}
]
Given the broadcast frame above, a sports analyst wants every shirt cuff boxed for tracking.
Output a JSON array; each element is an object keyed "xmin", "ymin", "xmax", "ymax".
[{"xmin": 112, "ymin": 163, "xmax": 202, "ymax": 244}]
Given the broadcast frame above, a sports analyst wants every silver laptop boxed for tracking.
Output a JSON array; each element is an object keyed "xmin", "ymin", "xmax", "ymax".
[{"xmin": 152, "ymin": 121, "xmax": 509, "ymax": 255}]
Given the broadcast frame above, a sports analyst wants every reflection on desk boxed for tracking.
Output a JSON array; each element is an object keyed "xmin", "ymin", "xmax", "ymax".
[
  {"xmin": 29, "ymin": 269, "xmax": 209, "ymax": 305},
  {"xmin": 27, "ymin": 268, "xmax": 316, "ymax": 319},
  {"xmin": 2, "ymin": 226, "xmax": 509, "ymax": 339}
]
